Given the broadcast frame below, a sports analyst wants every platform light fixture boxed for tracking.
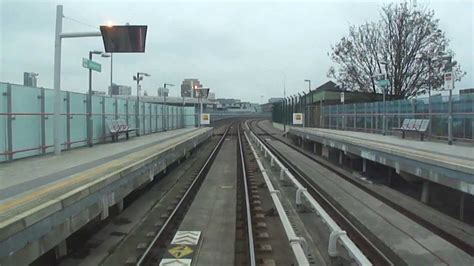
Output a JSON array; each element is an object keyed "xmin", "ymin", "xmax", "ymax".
[{"xmin": 133, "ymin": 72, "xmax": 150, "ymax": 136}]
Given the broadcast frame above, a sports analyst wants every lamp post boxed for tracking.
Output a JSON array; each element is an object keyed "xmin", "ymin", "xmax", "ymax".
[
  {"xmin": 379, "ymin": 61, "xmax": 389, "ymax": 136},
  {"xmin": 439, "ymin": 55, "xmax": 454, "ymax": 145},
  {"xmin": 133, "ymin": 72, "xmax": 150, "ymax": 136},
  {"xmin": 87, "ymin": 50, "xmax": 109, "ymax": 147},
  {"xmin": 304, "ymin": 79, "xmax": 311, "ymax": 93},
  {"xmin": 53, "ymin": 5, "xmax": 102, "ymax": 155},
  {"xmin": 283, "ymin": 98, "xmax": 288, "ymax": 132},
  {"xmin": 163, "ymin": 83, "xmax": 174, "ymax": 131}
]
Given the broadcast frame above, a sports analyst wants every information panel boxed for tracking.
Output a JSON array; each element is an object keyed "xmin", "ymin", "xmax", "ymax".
[
  {"xmin": 293, "ymin": 113, "xmax": 303, "ymax": 125},
  {"xmin": 200, "ymin": 113, "xmax": 210, "ymax": 125}
]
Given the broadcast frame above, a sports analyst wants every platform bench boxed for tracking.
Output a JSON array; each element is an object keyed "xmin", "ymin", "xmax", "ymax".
[
  {"xmin": 106, "ymin": 119, "xmax": 137, "ymax": 142},
  {"xmin": 393, "ymin": 118, "xmax": 430, "ymax": 141}
]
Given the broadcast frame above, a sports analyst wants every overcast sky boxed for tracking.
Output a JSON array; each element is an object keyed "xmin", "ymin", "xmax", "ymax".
[{"xmin": 1, "ymin": 0, "xmax": 473, "ymax": 103}]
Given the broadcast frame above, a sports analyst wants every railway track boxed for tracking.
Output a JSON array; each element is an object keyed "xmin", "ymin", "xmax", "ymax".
[
  {"xmin": 252, "ymin": 119, "xmax": 474, "ymax": 258},
  {"xmin": 136, "ymin": 123, "xmax": 234, "ymax": 265},
  {"xmin": 248, "ymin": 120, "xmax": 396, "ymax": 265},
  {"xmin": 235, "ymin": 125, "xmax": 257, "ymax": 265},
  {"xmin": 137, "ymin": 121, "xmax": 300, "ymax": 265},
  {"xmin": 248, "ymin": 119, "xmax": 474, "ymax": 265}
]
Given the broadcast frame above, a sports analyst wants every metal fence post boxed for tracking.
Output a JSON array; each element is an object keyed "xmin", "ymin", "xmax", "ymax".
[
  {"xmin": 65, "ymin": 92, "xmax": 71, "ymax": 149},
  {"xmin": 448, "ymin": 90, "xmax": 453, "ymax": 145},
  {"xmin": 125, "ymin": 100, "xmax": 129, "ymax": 125},
  {"xmin": 364, "ymin": 102, "xmax": 367, "ymax": 131},
  {"xmin": 353, "ymin": 103, "xmax": 356, "ymax": 130},
  {"xmin": 149, "ymin": 104, "xmax": 152, "ymax": 134},
  {"xmin": 39, "ymin": 87, "xmax": 46, "ymax": 154},
  {"xmin": 4, "ymin": 84, "xmax": 13, "ymax": 160},
  {"xmin": 398, "ymin": 100, "xmax": 401, "ymax": 127},
  {"xmin": 101, "ymin": 96, "xmax": 106, "ymax": 142},
  {"xmin": 428, "ymin": 93, "xmax": 432, "ymax": 135},
  {"xmin": 154, "ymin": 105, "xmax": 158, "ymax": 132},
  {"xmin": 114, "ymin": 98, "xmax": 118, "ymax": 120},
  {"xmin": 142, "ymin": 103, "xmax": 146, "ymax": 134},
  {"xmin": 328, "ymin": 106, "xmax": 331, "ymax": 129},
  {"xmin": 375, "ymin": 102, "xmax": 379, "ymax": 133},
  {"xmin": 319, "ymin": 100, "xmax": 323, "ymax": 128}
]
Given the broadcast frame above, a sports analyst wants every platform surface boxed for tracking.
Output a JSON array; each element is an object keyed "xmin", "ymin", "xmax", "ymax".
[
  {"xmin": 291, "ymin": 127, "xmax": 473, "ymax": 170},
  {"xmin": 289, "ymin": 126, "xmax": 474, "ymax": 195},
  {"xmin": 0, "ymin": 128, "xmax": 198, "ymax": 201},
  {"xmin": 174, "ymin": 137, "xmax": 237, "ymax": 266},
  {"xmin": 0, "ymin": 128, "xmax": 208, "ymax": 222}
]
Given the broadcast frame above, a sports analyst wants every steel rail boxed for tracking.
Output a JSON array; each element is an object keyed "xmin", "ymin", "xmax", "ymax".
[
  {"xmin": 136, "ymin": 124, "xmax": 232, "ymax": 266},
  {"xmin": 237, "ymin": 125, "xmax": 257, "ymax": 266}
]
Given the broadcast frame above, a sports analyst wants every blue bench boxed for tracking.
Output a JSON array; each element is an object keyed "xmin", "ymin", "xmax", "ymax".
[
  {"xmin": 393, "ymin": 119, "xmax": 430, "ymax": 141},
  {"xmin": 106, "ymin": 119, "xmax": 137, "ymax": 142}
]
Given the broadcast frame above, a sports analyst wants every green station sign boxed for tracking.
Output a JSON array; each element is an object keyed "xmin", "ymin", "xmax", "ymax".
[
  {"xmin": 82, "ymin": 58, "xmax": 102, "ymax": 72},
  {"xmin": 377, "ymin": 79, "xmax": 389, "ymax": 87}
]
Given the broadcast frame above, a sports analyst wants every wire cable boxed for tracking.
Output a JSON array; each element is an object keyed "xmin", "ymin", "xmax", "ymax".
[{"xmin": 63, "ymin": 15, "xmax": 99, "ymax": 30}]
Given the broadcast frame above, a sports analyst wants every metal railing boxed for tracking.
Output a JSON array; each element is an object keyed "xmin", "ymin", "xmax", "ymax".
[
  {"xmin": 0, "ymin": 83, "xmax": 196, "ymax": 162},
  {"xmin": 244, "ymin": 129, "xmax": 310, "ymax": 266},
  {"xmin": 273, "ymin": 93, "xmax": 474, "ymax": 142}
]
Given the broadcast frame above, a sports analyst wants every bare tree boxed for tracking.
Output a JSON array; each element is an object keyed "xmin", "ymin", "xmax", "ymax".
[{"xmin": 328, "ymin": 2, "xmax": 465, "ymax": 98}]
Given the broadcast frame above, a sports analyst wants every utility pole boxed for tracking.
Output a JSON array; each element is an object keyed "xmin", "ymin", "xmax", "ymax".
[
  {"xmin": 53, "ymin": 5, "xmax": 102, "ymax": 155},
  {"xmin": 87, "ymin": 52, "xmax": 93, "ymax": 146},
  {"xmin": 283, "ymin": 76, "xmax": 287, "ymax": 131},
  {"xmin": 133, "ymin": 72, "xmax": 150, "ymax": 136},
  {"xmin": 163, "ymin": 83, "xmax": 174, "ymax": 131}
]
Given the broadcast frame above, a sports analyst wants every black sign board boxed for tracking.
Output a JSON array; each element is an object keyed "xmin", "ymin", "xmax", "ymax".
[{"xmin": 100, "ymin": 25, "xmax": 147, "ymax": 53}]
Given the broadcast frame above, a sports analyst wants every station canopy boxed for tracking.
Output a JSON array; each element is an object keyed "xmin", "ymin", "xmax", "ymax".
[{"xmin": 100, "ymin": 25, "xmax": 147, "ymax": 53}]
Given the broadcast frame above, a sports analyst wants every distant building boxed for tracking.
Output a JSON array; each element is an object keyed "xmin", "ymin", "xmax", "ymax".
[
  {"xmin": 208, "ymin": 92, "xmax": 216, "ymax": 100},
  {"xmin": 460, "ymin": 88, "xmax": 474, "ymax": 95},
  {"xmin": 268, "ymin": 97, "xmax": 284, "ymax": 103},
  {"xmin": 109, "ymin": 84, "xmax": 132, "ymax": 96},
  {"xmin": 158, "ymin": 87, "xmax": 169, "ymax": 97},
  {"xmin": 216, "ymin": 98, "xmax": 255, "ymax": 110},
  {"xmin": 91, "ymin": 90, "xmax": 106, "ymax": 95},
  {"xmin": 260, "ymin": 102, "xmax": 274, "ymax": 113},
  {"xmin": 23, "ymin": 72, "xmax": 38, "ymax": 87},
  {"xmin": 181, "ymin": 79, "xmax": 201, "ymax": 97}
]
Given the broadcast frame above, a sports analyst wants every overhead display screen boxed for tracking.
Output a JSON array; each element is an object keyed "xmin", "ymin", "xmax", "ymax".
[{"xmin": 100, "ymin": 25, "xmax": 148, "ymax": 53}]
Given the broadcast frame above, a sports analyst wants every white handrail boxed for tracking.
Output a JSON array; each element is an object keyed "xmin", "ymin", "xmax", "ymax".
[
  {"xmin": 244, "ymin": 131, "xmax": 310, "ymax": 266},
  {"xmin": 248, "ymin": 128, "xmax": 371, "ymax": 266}
]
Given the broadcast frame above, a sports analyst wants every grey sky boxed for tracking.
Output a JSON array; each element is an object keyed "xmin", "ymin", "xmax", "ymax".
[{"xmin": 1, "ymin": 0, "xmax": 473, "ymax": 103}]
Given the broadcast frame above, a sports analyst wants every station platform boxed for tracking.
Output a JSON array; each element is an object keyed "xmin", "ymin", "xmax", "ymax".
[
  {"xmin": 266, "ymin": 138, "xmax": 474, "ymax": 265},
  {"xmin": 0, "ymin": 127, "xmax": 212, "ymax": 265},
  {"xmin": 162, "ymin": 137, "xmax": 237, "ymax": 265},
  {"xmin": 288, "ymin": 126, "xmax": 474, "ymax": 195}
]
